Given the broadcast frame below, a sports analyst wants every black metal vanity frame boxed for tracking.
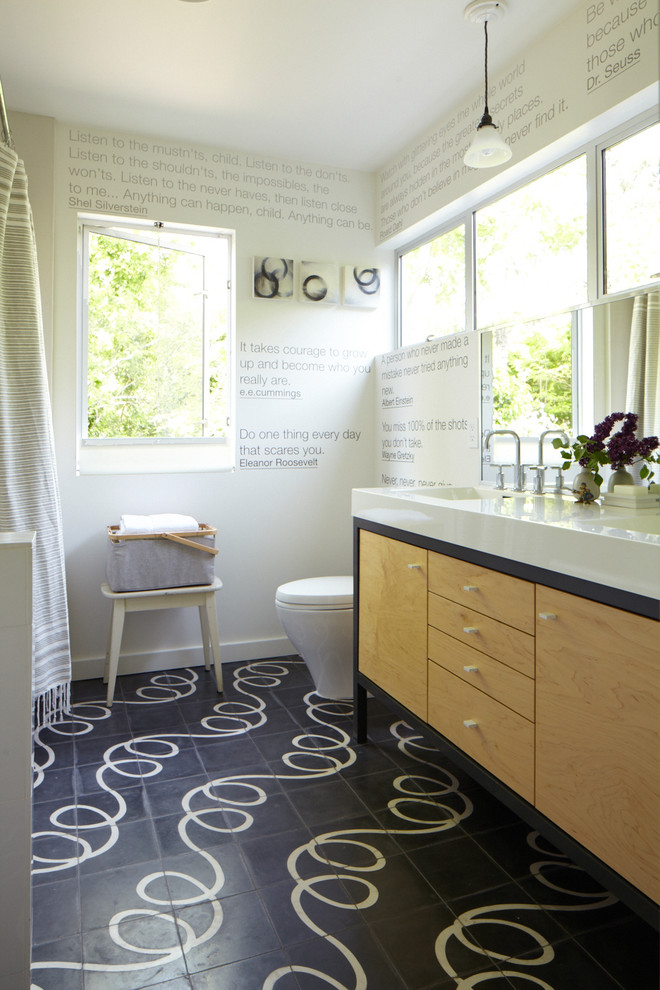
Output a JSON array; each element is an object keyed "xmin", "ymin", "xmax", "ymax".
[{"xmin": 352, "ymin": 515, "xmax": 660, "ymax": 930}]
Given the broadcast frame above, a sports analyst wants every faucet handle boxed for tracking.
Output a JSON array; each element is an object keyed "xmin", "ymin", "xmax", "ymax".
[
  {"xmin": 491, "ymin": 463, "xmax": 512, "ymax": 490},
  {"xmin": 530, "ymin": 465, "xmax": 547, "ymax": 495}
]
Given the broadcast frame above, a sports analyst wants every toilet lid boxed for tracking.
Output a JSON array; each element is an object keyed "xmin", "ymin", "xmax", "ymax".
[{"xmin": 276, "ymin": 575, "xmax": 353, "ymax": 607}]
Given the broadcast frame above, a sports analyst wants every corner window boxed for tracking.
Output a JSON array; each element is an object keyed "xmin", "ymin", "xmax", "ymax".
[
  {"xmin": 602, "ymin": 121, "xmax": 660, "ymax": 296},
  {"xmin": 80, "ymin": 217, "xmax": 231, "ymax": 444}
]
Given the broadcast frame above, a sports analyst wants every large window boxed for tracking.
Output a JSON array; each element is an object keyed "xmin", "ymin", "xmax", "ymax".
[
  {"xmin": 397, "ymin": 115, "xmax": 658, "ymax": 453},
  {"xmin": 475, "ymin": 156, "xmax": 587, "ymax": 329},
  {"xmin": 81, "ymin": 217, "xmax": 231, "ymax": 443},
  {"xmin": 602, "ymin": 121, "xmax": 660, "ymax": 295}
]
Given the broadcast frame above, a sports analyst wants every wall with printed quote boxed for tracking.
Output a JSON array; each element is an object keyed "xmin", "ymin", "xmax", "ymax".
[
  {"xmin": 35, "ymin": 116, "xmax": 394, "ymax": 675},
  {"xmin": 375, "ymin": 333, "xmax": 481, "ymax": 489},
  {"xmin": 377, "ymin": 0, "xmax": 659, "ymax": 243}
]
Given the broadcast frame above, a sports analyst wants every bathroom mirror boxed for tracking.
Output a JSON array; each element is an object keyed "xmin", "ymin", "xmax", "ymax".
[{"xmin": 480, "ymin": 289, "xmax": 659, "ymax": 481}]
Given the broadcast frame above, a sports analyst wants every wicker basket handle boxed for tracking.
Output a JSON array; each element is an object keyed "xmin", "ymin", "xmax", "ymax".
[{"xmin": 163, "ymin": 532, "xmax": 219, "ymax": 556}]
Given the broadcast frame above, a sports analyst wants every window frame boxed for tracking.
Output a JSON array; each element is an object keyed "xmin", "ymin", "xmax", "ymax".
[{"xmin": 77, "ymin": 214, "xmax": 236, "ymax": 475}]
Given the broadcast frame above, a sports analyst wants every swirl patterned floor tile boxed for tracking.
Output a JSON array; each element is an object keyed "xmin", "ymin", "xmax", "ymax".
[{"xmin": 31, "ymin": 658, "xmax": 658, "ymax": 990}]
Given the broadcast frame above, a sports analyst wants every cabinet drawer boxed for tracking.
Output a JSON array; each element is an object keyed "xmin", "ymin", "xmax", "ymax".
[
  {"xmin": 428, "ymin": 552, "xmax": 535, "ymax": 634},
  {"xmin": 428, "ymin": 592, "xmax": 535, "ymax": 677},
  {"xmin": 428, "ymin": 626, "xmax": 534, "ymax": 721},
  {"xmin": 428, "ymin": 661, "xmax": 534, "ymax": 803}
]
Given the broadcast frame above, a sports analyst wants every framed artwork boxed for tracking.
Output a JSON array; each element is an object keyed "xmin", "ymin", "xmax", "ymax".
[
  {"xmin": 253, "ymin": 257, "xmax": 294, "ymax": 299},
  {"xmin": 342, "ymin": 265, "xmax": 381, "ymax": 307},
  {"xmin": 299, "ymin": 261, "xmax": 340, "ymax": 304}
]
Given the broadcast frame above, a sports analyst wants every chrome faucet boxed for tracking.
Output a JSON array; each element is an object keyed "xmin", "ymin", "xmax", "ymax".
[
  {"xmin": 485, "ymin": 429, "xmax": 524, "ymax": 491},
  {"xmin": 538, "ymin": 429, "xmax": 569, "ymax": 493}
]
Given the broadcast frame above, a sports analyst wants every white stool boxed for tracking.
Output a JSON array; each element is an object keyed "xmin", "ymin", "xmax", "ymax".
[{"xmin": 101, "ymin": 578, "xmax": 223, "ymax": 705}]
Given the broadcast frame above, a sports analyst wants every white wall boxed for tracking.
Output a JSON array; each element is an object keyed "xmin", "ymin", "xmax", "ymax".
[{"xmin": 12, "ymin": 114, "xmax": 394, "ymax": 679}]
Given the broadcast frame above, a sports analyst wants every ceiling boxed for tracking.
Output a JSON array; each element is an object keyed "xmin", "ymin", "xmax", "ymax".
[{"xmin": 2, "ymin": 0, "xmax": 581, "ymax": 172}]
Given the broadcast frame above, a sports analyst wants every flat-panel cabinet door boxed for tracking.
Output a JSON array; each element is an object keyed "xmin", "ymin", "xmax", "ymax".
[
  {"xmin": 358, "ymin": 530, "xmax": 428, "ymax": 719},
  {"xmin": 535, "ymin": 586, "xmax": 660, "ymax": 902}
]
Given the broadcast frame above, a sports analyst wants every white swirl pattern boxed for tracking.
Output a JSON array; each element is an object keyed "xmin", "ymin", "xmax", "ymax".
[{"xmin": 30, "ymin": 660, "xmax": 641, "ymax": 989}]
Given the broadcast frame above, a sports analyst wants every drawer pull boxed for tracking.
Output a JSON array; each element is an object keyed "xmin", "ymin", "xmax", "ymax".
[
  {"xmin": 463, "ymin": 719, "xmax": 478, "ymax": 729},
  {"xmin": 463, "ymin": 626, "xmax": 479, "ymax": 634},
  {"xmin": 408, "ymin": 563, "xmax": 423, "ymax": 570},
  {"xmin": 463, "ymin": 584, "xmax": 478, "ymax": 592},
  {"xmin": 538, "ymin": 612, "xmax": 557, "ymax": 621},
  {"xmin": 463, "ymin": 665, "xmax": 479, "ymax": 673}
]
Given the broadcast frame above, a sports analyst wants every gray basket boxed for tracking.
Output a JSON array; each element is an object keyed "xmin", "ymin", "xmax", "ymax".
[{"xmin": 106, "ymin": 524, "xmax": 217, "ymax": 592}]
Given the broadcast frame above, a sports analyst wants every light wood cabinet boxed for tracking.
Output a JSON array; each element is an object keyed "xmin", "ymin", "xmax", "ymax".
[
  {"xmin": 358, "ymin": 530, "xmax": 428, "ymax": 719},
  {"xmin": 355, "ymin": 524, "xmax": 660, "ymax": 914},
  {"xmin": 535, "ymin": 586, "xmax": 660, "ymax": 903}
]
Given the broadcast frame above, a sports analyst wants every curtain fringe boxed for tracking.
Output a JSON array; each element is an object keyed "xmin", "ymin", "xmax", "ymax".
[{"xmin": 33, "ymin": 681, "xmax": 71, "ymax": 730}]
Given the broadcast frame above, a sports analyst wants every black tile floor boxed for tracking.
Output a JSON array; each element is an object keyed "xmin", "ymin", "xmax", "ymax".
[{"xmin": 31, "ymin": 659, "xmax": 658, "ymax": 990}]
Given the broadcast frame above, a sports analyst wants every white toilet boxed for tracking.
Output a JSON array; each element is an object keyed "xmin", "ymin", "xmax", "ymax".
[{"xmin": 275, "ymin": 576, "xmax": 354, "ymax": 699}]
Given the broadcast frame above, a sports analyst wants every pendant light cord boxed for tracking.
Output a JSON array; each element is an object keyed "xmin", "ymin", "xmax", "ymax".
[{"xmin": 483, "ymin": 20, "xmax": 490, "ymax": 116}]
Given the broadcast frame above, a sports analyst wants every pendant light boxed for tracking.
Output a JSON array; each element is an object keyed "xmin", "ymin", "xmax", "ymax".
[{"xmin": 463, "ymin": 0, "xmax": 512, "ymax": 169}]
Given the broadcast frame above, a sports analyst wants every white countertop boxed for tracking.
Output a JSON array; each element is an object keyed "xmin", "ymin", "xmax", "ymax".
[{"xmin": 352, "ymin": 486, "xmax": 660, "ymax": 602}]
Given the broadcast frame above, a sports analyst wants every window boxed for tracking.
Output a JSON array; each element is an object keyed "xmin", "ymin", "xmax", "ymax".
[
  {"xmin": 81, "ymin": 217, "xmax": 231, "ymax": 443},
  {"xmin": 475, "ymin": 156, "xmax": 587, "ymax": 329},
  {"xmin": 399, "ymin": 223, "xmax": 465, "ymax": 347},
  {"xmin": 484, "ymin": 311, "xmax": 575, "ymax": 438},
  {"xmin": 602, "ymin": 121, "xmax": 660, "ymax": 296}
]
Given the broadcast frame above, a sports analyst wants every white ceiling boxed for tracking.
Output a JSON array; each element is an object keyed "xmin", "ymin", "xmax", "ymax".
[{"xmin": 2, "ymin": 0, "xmax": 581, "ymax": 172}]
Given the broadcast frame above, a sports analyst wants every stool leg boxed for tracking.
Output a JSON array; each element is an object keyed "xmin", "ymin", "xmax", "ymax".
[
  {"xmin": 105, "ymin": 599, "xmax": 126, "ymax": 706},
  {"xmin": 202, "ymin": 593, "xmax": 223, "ymax": 693},
  {"xmin": 198, "ymin": 604, "xmax": 212, "ymax": 671}
]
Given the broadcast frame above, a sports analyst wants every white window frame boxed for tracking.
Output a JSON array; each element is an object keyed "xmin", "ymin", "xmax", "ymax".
[{"xmin": 77, "ymin": 214, "xmax": 236, "ymax": 475}]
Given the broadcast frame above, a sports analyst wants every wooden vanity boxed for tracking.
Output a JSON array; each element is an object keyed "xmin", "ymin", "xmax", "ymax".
[{"xmin": 352, "ymin": 490, "xmax": 660, "ymax": 928}]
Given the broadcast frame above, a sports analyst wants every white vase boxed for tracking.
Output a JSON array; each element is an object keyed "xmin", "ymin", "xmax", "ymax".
[
  {"xmin": 572, "ymin": 469, "xmax": 601, "ymax": 502},
  {"xmin": 607, "ymin": 467, "xmax": 634, "ymax": 492}
]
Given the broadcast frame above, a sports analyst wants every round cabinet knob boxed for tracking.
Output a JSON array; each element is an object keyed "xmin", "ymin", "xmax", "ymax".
[
  {"xmin": 538, "ymin": 612, "xmax": 557, "ymax": 621},
  {"xmin": 463, "ymin": 719, "xmax": 478, "ymax": 729}
]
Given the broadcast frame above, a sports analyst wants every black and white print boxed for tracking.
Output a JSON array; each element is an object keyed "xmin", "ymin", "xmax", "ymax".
[
  {"xmin": 32, "ymin": 659, "xmax": 658, "ymax": 989},
  {"xmin": 253, "ymin": 257, "xmax": 294, "ymax": 299},
  {"xmin": 342, "ymin": 266, "xmax": 381, "ymax": 307},
  {"xmin": 299, "ymin": 262, "xmax": 339, "ymax": 304}
]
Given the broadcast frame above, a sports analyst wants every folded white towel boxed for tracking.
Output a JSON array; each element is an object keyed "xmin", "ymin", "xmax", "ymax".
[{"xmin": 119, "ymin": 513, "xmax": 199, "ymax": 534}]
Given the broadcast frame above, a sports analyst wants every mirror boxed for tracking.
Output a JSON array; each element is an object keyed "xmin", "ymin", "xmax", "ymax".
[{"xmin": 481, "ymin": 290, "xmax": 659, "ymax": 485}]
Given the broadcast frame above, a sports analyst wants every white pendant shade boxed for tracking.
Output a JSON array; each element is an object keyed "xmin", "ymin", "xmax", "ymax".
[{"xmin": 464, "ymin": 121, "xmax": 512, "ymax": 168}]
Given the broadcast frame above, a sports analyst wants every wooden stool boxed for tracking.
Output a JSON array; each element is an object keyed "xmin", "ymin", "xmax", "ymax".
[{"xmin": 101, "ymin": 578, "xmax": 223, "ymax": 705}]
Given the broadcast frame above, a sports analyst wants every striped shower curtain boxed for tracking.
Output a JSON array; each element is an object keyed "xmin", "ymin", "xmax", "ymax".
[{"xmin": 0, "ymin": 141, "xmax": 71, "ymax": 726}]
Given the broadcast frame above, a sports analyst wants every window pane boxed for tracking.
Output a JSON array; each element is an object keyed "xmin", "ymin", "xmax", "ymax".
[
  {"xmin": 400, "ymin": 224, "xmax": 465, "ymax": 346},
  {"xmin": 85, "ymin": 225, "xmax": 229, "ymax": 440},
  {"xmin": 486, "ymin": 312, "xmax": 574, "ymax": 437},
  {"xmin": 476, "ymin": 156, "xmax": 587, "ymax": 329},
  {"xmin": 603, "ymin": 121, "xmax": 660, "ymax": 295}
]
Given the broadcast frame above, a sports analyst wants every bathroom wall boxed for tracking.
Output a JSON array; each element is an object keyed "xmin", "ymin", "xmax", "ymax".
[{"xmin": 11, "ymin": 111, "xmax": 394, "ymax": 678}]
